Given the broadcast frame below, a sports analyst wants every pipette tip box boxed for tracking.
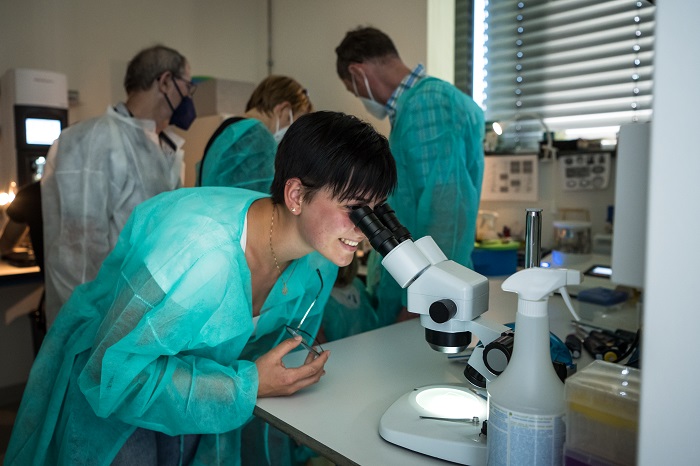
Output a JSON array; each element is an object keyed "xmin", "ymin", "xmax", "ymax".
[{"xmin": 564, "ymin": 360, "xmax": 640, "ymax": 465}]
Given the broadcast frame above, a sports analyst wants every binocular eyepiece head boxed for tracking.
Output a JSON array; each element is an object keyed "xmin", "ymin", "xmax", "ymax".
[
  {"xmin": 350, "ymin": 205, "xmax": 398, "ymax": 257},
  {"xmin": 350, "ymin": 203, "xmax": 413, "ymax": 257}
]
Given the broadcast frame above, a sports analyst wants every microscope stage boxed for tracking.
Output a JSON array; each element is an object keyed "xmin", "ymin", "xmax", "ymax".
[{"xmin": 379, "ymin": 384, "xmax": 487, "ymax": 465}]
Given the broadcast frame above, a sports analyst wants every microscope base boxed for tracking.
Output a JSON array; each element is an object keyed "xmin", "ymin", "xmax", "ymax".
[{"xmin": 379, "ymin": 384, "xmax": 487, "ymax": 466}]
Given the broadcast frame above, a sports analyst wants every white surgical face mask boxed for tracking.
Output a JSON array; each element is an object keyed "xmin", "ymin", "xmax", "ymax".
[
  {"xmin": 352, "ymin": 71, "xmax": 388, "ymax": 121},
  {"xmin": 273, "ymin": 109, "xmax": 294, "ymax": 144}
]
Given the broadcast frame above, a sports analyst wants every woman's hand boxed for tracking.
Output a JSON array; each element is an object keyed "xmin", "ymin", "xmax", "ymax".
[{"xmin": 256, "ymin": 336, "xmax": 330, "ymax": 398}]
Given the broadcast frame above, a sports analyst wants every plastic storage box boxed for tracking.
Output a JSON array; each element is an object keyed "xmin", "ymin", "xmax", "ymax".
[
  {"xmin": 564, "ymin": 360, "xmax": 640, "ymax": 465},
  {"xmin": 471, "ymin": 240, "xmax": 519, "ymax": 276},
  {"xmin": 564, "ymin": 445, "xmax": 621, "ymax": 466},
  {"xmin": 576, "ymin": 287, "xmax": 628, "ymax": 320}
]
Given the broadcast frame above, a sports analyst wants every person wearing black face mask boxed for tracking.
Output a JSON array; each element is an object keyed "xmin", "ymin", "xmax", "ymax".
[
  {"xmin": 164, "ymin": 73, "xmax": 197, "ymax": 130},
  {"xmin": 41, "ymin": 44, "xmax": 195, "ymax": 328}
]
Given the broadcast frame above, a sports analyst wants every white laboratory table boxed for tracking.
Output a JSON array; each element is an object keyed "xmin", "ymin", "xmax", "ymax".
[
  {"xmin": 255, "ymin": 278, "xmax": 640, "ymax": 466},
  {"xmin": 256, "ymin": 319, "xmax": 467, "ymax": 466}
]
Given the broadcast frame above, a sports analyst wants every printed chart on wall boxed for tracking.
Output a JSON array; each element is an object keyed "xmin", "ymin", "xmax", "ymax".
[{"xmin": 481, "ymin": 154, "xmax": 539, "ymax": 202}]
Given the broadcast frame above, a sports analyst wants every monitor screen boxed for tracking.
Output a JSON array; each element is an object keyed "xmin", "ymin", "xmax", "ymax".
[{"xmin": 25, "ymin": 118, "xmax": 62, "ymax": 145}]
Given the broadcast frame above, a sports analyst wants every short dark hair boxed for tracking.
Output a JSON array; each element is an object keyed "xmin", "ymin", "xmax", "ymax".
[
  {"xmin": 123, "ymin": 45, "xmax": 187, "ymax": 94},
  {"xmin": 335, "ymin": 27, "xmax": 399, "ymax": 80},
  {"xmin": 271, "ymin": 111, "xmax": 396, "ymax": 206},
  {"xmin": 245, "ymin": 75, "xmax": 313, "ymax": 115}
]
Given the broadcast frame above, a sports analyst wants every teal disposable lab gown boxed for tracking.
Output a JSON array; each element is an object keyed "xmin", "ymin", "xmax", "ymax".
[
  {"xmin": 5, "ymin": 188, "xmax": 337, "ymax": 466},
  {"xmin": 370, "ymin": 77, "xmax": 485, "ymax": 324},
  {"xmin": 196, "ymin": 118, "xmax": 276, "ymax": 193}
]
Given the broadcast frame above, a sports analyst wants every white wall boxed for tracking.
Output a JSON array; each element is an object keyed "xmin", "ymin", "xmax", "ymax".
[
  {"xmin": 0, "ymin": 0, "xmax": 443, "ymax": 188},
  {"xmin": 427, "ymin": 0, "xmax": 455, "ymax": 84},
  {"xmin": 267, "ymin": 0, "xmax": 427, "ymax": 138},
  {"xmin": 0, "ymin": 0, "xmax": 428, "ymax": 166},
  {"xmin": 0, "ymin": 1, "xmax": 269, "ymax": 125},
  {"xmin": 638, "ymin": 1, "xmax": 700, "ymax": 464}
]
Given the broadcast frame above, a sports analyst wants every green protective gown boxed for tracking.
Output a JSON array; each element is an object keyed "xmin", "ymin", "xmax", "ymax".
[
  {"xmin": 5, "ymin": 188, "xmax": 337, "ymax": 466},
  {"xmin": 371, "ymin": 77, "xmax": 485, "ymax": 325},
  {"xmin": 196, "ymin": 118, "xmax": 276, "ymax": 193}
]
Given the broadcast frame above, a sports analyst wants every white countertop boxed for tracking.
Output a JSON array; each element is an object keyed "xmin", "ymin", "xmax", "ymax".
[
  {"xmin": 255, "ymin": 277, "xmax": 640, "ymax": 465},
  {"xmin": 256, "ymin": 318, "xmax": 465, "ymax": 466}
]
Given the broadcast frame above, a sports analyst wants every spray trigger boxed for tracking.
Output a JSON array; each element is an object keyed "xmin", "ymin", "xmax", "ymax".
[{"xmin": 558, "ymin": 287, "xmax": 581, "ymax": 321}]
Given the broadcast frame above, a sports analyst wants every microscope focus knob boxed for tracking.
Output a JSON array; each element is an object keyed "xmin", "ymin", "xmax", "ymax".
[
  {"xmin": 484, "ymin": 331, "xmax": 514, "ymax": 375},
  {"xmin": 429, "ymin": 299, "xmax": 457, "ymax": 324}
]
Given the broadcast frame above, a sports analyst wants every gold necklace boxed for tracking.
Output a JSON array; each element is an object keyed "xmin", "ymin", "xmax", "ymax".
[{"xmin": 269, "ymin": 204, "xmax": 297, "ymax": 294}]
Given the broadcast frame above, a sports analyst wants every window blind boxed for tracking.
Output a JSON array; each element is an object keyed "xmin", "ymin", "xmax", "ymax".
[
  {"xmin": 483, "ymin": 0, "xmax": 655, "ymax": 132},
  {"xmin": 455, "ymin": 0, "xmax": 475, "ymax": 96}
]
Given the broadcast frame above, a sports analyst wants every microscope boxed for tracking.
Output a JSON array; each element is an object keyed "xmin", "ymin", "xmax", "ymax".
[
  {"xmin": 351, "ymin": 205, "xmax": 582, "ymax": 465},
  {"xmin": 350, "ymin": 204, "xmax": 581, "ymax": 466},
  {"xmin": 350, "ymin": 204, "xmax": 513, "ymax": 465},
  {"xmin": 351, "ymin": 204, "xmax": 513, "ymax": 384}
]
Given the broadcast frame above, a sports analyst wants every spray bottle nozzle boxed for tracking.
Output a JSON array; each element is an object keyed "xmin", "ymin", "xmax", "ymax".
[{"xmin": 502, "ymin": 267, "xmax": 582, "ymax": 318}]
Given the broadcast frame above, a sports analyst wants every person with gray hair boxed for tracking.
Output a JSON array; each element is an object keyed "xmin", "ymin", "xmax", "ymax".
[{"xmin": 41, "ymin": 44, "xmax": 197, "ymax": 328}]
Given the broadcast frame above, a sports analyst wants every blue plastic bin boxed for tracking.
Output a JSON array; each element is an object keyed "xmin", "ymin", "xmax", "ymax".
[{"xmin": 471, "ymin": 241, "xmax": 519, "ymax": 276}]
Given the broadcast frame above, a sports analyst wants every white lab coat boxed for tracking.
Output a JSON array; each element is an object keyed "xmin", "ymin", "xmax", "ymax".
[{"xmin": 41, "ymin": 104, "xmax": 184, "ymax": 327}]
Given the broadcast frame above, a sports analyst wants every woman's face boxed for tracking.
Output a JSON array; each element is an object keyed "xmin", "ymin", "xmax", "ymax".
[{"xmin": 299, "ymin": 188, "xmax": 381, "ymax": 267}]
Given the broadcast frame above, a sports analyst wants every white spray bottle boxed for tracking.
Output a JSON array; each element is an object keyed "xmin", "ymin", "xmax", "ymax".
[{"xmin": 486, "ymin": 267, "xmax": 581, "ymax": 466}]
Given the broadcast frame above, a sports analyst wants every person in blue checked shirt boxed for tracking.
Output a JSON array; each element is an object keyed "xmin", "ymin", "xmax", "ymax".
[
  {"xmin": 5, "ymin": 111, "xmax": 397, "ymax": 466},
  {"xmin": 335, "ymin": 26, "xmax": 485, "ymax": 325}
]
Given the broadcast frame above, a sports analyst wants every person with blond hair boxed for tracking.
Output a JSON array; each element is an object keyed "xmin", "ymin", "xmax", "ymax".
[{"xmin": 196, "ymin": 75, "xmax": 312, "ymax": 192}]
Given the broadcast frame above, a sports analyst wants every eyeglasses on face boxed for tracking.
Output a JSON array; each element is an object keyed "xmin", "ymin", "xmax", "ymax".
[
  {"xmin": 285, "ymin": 269, "xmax": 324, "ymax": 356},
  {"xmin": 174, "ymin": 75, "xmax": 197, "ymax": 97}
]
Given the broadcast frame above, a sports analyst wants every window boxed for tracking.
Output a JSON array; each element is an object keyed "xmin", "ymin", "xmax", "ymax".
[{"xmin": 475, "ymin": 0, "xmax": 655, "ymax": 142}]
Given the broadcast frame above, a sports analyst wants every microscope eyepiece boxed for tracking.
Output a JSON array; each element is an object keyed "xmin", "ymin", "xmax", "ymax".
[
  {"xmin": 374, "ymin": 203, "xmax": 412, "ymax": 243},
  {"xmin": 350, "ymin": 206, "xmax": 399, "ymax": 257}
]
